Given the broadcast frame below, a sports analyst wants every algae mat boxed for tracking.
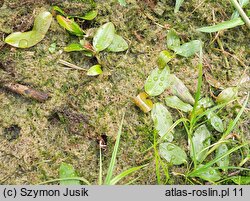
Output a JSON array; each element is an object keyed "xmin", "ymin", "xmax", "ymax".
[{"xmin": 0, "ymin": 0, "xmax": 249, "ymax": 184}]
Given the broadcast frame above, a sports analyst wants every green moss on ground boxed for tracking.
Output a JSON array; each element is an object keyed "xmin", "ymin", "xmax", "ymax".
[{"xmin": 0, "ymin": 0, "xmax": 249, "ymax": 184}]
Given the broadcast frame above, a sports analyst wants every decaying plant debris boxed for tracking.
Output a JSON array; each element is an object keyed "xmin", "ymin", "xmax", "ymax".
[{"xmin": 0, "ymin": 0, "xmax": 249, "ymax": 184}]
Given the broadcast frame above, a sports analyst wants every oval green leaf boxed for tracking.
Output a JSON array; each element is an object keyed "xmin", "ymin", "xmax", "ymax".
[
  {"xmin": 165, "ymin": 96, "xmax": 193, "ymax": 112},
  {"xmin": 144, "ymin": 67, "xmax": 171, "ymax": 96},
  {"xmin": 190, "ymin": 124, "xmax": 211, "ymax": 163},
  {"xmin": 173, "ymin": 40, "xmax": 202, "ymax": 58},
  {"xmin": 157, "ymin": 50, "xmax": 174, "ymax": 69},
  {"xmin": 159, "ymin": 142, "xmax": 187, "ymax": 165},
  {"xmin": 169, "ymin": 74, "xmax": 195, "ymax": 105},
  {"xmin": 151, "ymin": 103, "xmax": 174, "ymax": 142},
  {"xmin": 87, "ymin": 65, "xmax": 103, "ymax": 76},
  {"xmin": 216, "ymin": 144, "xmax": 229, "ymax": 172},
  {"xmin": 216, "ymin": 87, "xmax": 238, "ymax": 104},
  {"xmin": 56, "ymin": 15, "xmax": 84, "ymax": 36},
  {"xmin": 59, "ymin": 162, "xmax": 80, "ymax": 185},
  {"xmin": 93, "ymin": 22, "xmax": 115, "ymax": 52},
  {"xmin": 207, "ymin": 111, "xmax": 224, "ymax": 132},
  {"xmin": 107, "ymin": 34, "xmax": 128, "ymax": 52},
  {"xmin": 5, "ymin": 11, "xmax": 52, "ymax": 48},
  {"xmin": 232, "ymin": 176, "xmax": 250, "ymax": 185}
]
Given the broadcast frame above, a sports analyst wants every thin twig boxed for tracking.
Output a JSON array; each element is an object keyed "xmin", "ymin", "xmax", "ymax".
[{"xmin": 58, "ymin": 59, "xmax": 86, "ymax": 71}]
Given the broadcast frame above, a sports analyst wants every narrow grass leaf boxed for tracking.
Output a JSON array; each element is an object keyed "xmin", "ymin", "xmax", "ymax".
[
  {"xmin": 107, "ymin": 34, "xmax": 128, "ymax": 52},
  {"xmin": 59, "ymin": 163, "xmax": 80, "ymax": 185},
  {"xmin": 151, "ymin": 103, "xmax": 174, "ymax": 142},
  {"xmin": 110, "ymin": 165, "xmax": 147, "ymax": 185},
  {"xmin": 93, "ymin": 22, "xmax": 115, "ymax": 52},
  {"xmin": 173, "ymin": 40, "xmax": 202, "ymax": 58},
  {"xmin": 165, "ymin": 96, "xmax": 193, "ymax": 112},
  {"xmin": 159, "ymin": 142, "xmax": 187, "ymax": 165},
  {"xmin": 197, "ymin": 18, "xmax": 245, "ymax": 33},
  {"xmin": 104, "ymin": 113, "xmax": 125, "ymax": 185},
  {"xmin": 216, "ymin": 144, "xmax": 229, "ymax": 172},
  {"xmin": 52, "ymin": 6, "xmax": 66, "ymax": 16},
  {"xmin": 144, "ymin": 67, "xmax": 171, "ymax": 96}
]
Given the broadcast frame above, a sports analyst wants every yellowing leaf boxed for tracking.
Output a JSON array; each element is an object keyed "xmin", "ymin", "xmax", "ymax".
[
  {"xmin": 133, "ymin": 92, "xmax": 153, "ymax": 113},
  {"xmin": 56, "ymin": 15, "xmax": 84, "ymax": 36}
]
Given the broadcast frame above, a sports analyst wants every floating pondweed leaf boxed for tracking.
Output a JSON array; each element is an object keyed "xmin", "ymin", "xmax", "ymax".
[
  {"xmin": 194, "ymin": 165, "xmax": 221, "ymax": 182},
  {"xmin": 107, "ymin": 34, "xmax": 128, "ymax": 52},
  {"xmin": 174, "ymin": 0, "xmax": 184, "ymax": 13},
  {"xmin": 232, "ymin": 176, "xmax": 250, "ymax": 184},
  {"xmin": 165, "ymin": 96, "xmax": 193, "ymax": 112},
  {"xmin": 169, "ymin": 74, "xmax": 195, "ymax": 105},
  {"xmin": 56, "ymin": 15, "xmax": 85, "ymax": 36},
  {"xmin": 173, "ymin": 40, "xmax": 202, "ymax": 58},
  {"xmin": 93, "ymin": 22, "xmax": 115, "ymax": 52},
  {"xmin": 87, "ymin": 65, "xmax": 103, "ymax": 76},
  {"xmin": 145, "ymin": 67, "xmax": 171, "ymax": 96},
  {"xmin": 157, "ymin": 50, "xmax": 174, "ymax": 69},
  {"xmin": 167, "ymin": 29, "xmax": 180, "ymax": 50},
  {"xmin": 59, "ymin": 162, "xmax": 80, "ymax": 185},
  {"xmin": 207, "ymin": 111, "xmax": 224, "ymax": 132},
  {"xmin": 151, "ymin": 103, "xmax": 174, "ymax": 141},
  {"xmin": 81, "ymin": 10, "xmax": 98, "ymax": 20},
  {"xmin": 133, "ymin": 92, "xmax": 153, "ymax": 113},
  {"xmin": 197, "ymin": 18, "xmax": 245, "ymax": 33},
  {"xmin": 216, "ymin": 87, "xmax": 238, "ymax": 103},
  {"xmin": 190, "ymin": 124, "xmax": 211, "ymax": 163},
  {"xmin": 159, "ymin": 142, "xmax": 187, "ymax": 165},
  {"xmin": 5, "ymin": 11, "xmax": 52, "ymax": 48},
  {"xmin": 216, "ymin": 144, "xmax": 229, "ymax": 172}
]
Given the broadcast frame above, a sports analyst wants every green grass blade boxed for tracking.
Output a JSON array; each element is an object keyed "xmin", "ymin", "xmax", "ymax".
[
  {"xmin": 38, "ymin": 177, "xmax": 91, "ymax": 185},
  {"xmin": 104, "ymin": 113, "xmax": 125, "ymax": 184},
  {"xmin": 109, "ymin": 164, "xmax": 147, "ymax": 185},
  {"xmin": 197, "ymin": 18, "xmax": 245, "ymax": 33},
  {"xmin": 98, "ymin": 147, "xmax": 103, "ymax": 185},
  {"xmin": 188, "ymin": 143, "xmax": 247, "ymax": 177},
  {"xmin": 174, "ymin": 0, "xmax": 184, "ymax": 13}
]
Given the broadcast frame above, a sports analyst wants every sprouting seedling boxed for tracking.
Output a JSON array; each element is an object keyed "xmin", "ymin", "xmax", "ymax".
[{"xmin": 5, "ymin": 11, "xmax": 52, "ymax": 48}]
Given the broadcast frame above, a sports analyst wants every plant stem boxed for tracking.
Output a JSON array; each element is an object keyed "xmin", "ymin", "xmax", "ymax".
[{"xmin": 230, "ymin": 0, "xmax": 250, "ymax": 29}]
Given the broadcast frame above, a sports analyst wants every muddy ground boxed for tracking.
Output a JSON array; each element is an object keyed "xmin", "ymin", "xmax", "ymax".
[{"xmin": 0, "ymin": 0, "xmax": 249, "ymax": 184}]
